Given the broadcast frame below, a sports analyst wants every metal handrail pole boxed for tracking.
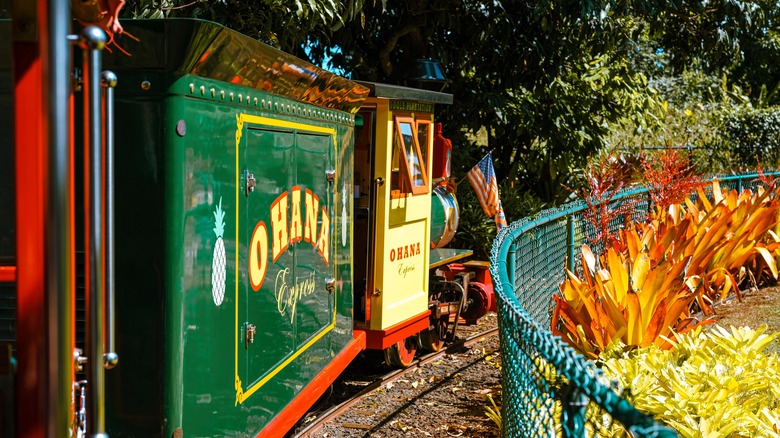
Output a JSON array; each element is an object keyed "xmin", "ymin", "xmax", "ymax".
[{"xmin": 79, "ymin": 25, "xmax": 109, "ymax": 438}]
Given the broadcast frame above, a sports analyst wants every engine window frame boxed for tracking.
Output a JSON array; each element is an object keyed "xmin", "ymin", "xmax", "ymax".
[{"xmin": 392, "ymin": 115, "xmax": 430, "ymax": 196}]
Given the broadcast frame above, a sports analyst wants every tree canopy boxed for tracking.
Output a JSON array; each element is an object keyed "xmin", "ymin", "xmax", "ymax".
[{"xmin": 123, "ymin": 0, "xmax": 770, "ymax": 203}]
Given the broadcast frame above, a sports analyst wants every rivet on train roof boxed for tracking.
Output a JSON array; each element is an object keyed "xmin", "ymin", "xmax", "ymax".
[
  {"xmin": 210, "ymin": 88, "xmax": 215, "ymax": 97},
  {"xmin": 238, "ymin": 94, "xmax": 243, "ymax": 103},
  {"xmin": 189, "ymin": 83, "xmax": 194, "ymax": 93},
  {"xmin": 200, "ymin": 86, "xmax": 205, "ymax": 96},
  {"xmin": 229, "ymin": 92, "xmax": 234, "ymax": 101},
  {"xmin": 220, "ymin": 90, "xmax": 225, "ymax": 99}
]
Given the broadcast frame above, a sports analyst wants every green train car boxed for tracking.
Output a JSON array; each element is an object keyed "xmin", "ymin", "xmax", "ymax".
[{"xmin": 2, "ymin": 14, "xmax": 495, "ymax": 437}]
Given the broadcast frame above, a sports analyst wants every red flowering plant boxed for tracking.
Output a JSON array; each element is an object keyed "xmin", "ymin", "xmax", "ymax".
[
  {"xmin": 565, "ymin": 151, "xmax": 640, "ymax": 253},
  {"xmin": 756, "ymin": 156, "xmax": 778, "ymax": 190},
  {"xmin": 639, "ymin": 146, "xmax": 707, "ymax": 219}
]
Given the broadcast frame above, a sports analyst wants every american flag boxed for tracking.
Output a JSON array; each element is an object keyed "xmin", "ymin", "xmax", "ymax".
[{"xmin": 467, "ymin": 153, "xmax": 507, "ymax": 230}]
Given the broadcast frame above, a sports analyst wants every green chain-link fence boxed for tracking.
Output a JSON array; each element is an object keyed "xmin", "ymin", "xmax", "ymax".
[{"xmin": 489, "ymin": 173, "xmax": 776, "ymax": 437}]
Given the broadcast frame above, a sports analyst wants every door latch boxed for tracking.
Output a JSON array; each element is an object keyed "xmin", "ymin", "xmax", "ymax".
[
  {"xmin": 245, "ymin": 323, "xmax": 256, "ymax": 349},
  {"xmin": 245, "ymin": 171, "xmax": 256, "ymax": 196},
  {"xmin": 325, "ymin": 168, "xmax": 336, "ymax": 184},
  {"xmin": 325, "ymin": 277, "xmax": 336, "ymax": 293}
]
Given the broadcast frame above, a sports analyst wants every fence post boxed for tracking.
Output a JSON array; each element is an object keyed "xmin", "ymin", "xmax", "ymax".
[
  {"xmin": 561, "ymin": 383, "xmax": 588, "ymax": 438},
  {"xmin": 647, "ymin": 192, "xmax": 654, "ymax": 218},
  {"xmin": 508, "ymin": 242, "xmax": 517, "ymax": 293},
  {"xmin": 737, "ymin": 175, "xmax": 743, "ymax": 193},
  {"xmin": 566, "ymin": 215, "xmax": 575, "ymax": 272}
]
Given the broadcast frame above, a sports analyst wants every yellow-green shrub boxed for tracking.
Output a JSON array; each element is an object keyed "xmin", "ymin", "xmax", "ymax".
[{"xmin": 601, "ymin": 325, "xmax": 780, "ymax": 438}]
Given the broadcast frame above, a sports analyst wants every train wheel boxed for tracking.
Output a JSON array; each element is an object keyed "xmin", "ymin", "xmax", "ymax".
[
  {"xmin": 383, "ymin": 335, "xmax": 418, "ymax": 368},
  {"xmin": 419, "ymin": 318, "xmax": 447, "ymax": 352}
]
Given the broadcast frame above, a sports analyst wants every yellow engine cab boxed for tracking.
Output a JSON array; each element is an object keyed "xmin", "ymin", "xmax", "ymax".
[{"xmin": 352, "ymin": 82, "xmax": 453, "ymax": 362}]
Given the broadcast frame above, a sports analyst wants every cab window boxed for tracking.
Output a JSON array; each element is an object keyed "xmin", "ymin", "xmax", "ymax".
[{"xmin": 392, "ymin": 116, "xmax": 429, "ymax": 196}]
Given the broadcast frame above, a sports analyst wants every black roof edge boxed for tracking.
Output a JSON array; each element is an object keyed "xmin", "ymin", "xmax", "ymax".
[{"xmin": 353, "ymin": 81, "xmax": 453, "ymax": 105}]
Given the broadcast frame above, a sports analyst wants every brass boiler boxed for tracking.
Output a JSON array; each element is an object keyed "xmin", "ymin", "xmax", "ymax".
[{"xmin": 430, "ymin": 184, "xmax": 459, "ymax": 249}]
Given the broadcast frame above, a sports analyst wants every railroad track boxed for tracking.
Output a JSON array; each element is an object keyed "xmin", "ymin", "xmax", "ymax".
[{"xmin": 293, "ymin": 327, "xmax": 500, "ymax": 437}]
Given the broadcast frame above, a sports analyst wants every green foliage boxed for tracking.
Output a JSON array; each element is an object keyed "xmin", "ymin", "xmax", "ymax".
[
  {"xmin": 638, "ymin": 1, "xmax": 765, "ymax": 75},
  {"xmin": 485, "ymin": 394, "xmax": 502, "ymax": 432},
  {"xmin": 721, "ymin": 107, "xmax": 780, "ymax": 169},
  {"xmin": 601, "ymin": 325, "xmax": 780, "ymax": 438},
  {"xmin": 121, "ymin": 0, "xmax": 365, "ymax": 52},
  {"xmin": 727, "ymin": 2, "xmax": 780, "ymax": 106},
  {"xmin": 320, "ymin": 1, "xmax": 674, "ymax": 204},
  {"xmin": 603, "ymin": 66, "xmax": 780, "ymax": 176},
  {"xmin": 605, "ymin": 69, "xmax": 753, "ymax": 174}
]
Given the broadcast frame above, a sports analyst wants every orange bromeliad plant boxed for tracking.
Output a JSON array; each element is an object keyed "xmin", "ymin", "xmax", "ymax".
[
  {"xmin": 552, "ymin": 228, "xmax": 702, "ymax": 359},
  {"xmin": 553, "ymin": 179, "xmax": 780, "ymax": 359},
  {"xmin": 681, "ymin": 180, "xmax": 780, "ymax": 307}
]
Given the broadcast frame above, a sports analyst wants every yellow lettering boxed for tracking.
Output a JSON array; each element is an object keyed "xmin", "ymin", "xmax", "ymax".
[
  {"xmin": 248, "ymin": 221, "xmax": 268, "ymax": 291},
  {"xmin": 274, "ymin": 269, "xmax": 317, "ymax": 324},
  {"xmin": 304, "ymin": 189, "xmax": 319, "ymax": 246},
  {"xmin": 271, "ymin": 192, "xmax": 289, "ymax": 262},
  {"xmin": 318, "ymin": 207, "xmax": 330, "ymax": 265},
  {"xmin": 289, "ymin": 186, "xmax": 303, "ymax": 244}
]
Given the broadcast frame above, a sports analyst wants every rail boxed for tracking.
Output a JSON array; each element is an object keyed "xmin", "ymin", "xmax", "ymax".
[
  {"xmin": 294, "ymin": 327, "xmax": 499, "ymax": 437},
  {"xmin": 489, "ymin": 172, "xmax": 777, "ymax": 437}
]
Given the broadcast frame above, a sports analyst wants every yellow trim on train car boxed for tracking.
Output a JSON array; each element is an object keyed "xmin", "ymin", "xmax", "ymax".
[{"xmin": 234, "ymin": 113, "xmax": 339, "ymax": 405}]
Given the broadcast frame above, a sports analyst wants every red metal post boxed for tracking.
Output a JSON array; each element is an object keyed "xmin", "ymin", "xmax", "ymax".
[
  {"xmin": 13, "ymin": 1, "xmax": 75, "ymax": 436},
  {"xmin": 13, "ymin": 0, "xmax": 48, "ymax": 434}
]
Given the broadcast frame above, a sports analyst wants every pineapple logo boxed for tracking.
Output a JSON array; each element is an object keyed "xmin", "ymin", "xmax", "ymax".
[
  {"xmin": 211, "ymin": 197, "xmax": 227, "ymax": 306},
  {"xmin": 342, "ymin": 185, "xmax": 347, "ymax": 247}
]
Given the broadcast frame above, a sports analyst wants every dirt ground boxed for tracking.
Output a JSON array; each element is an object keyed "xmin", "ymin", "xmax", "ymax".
[
  {"xmin": 703, "ymin": 284, "xmax": 780, "ymax": 355},
  {"xmin": 306, "ymin": 313, "xmax": 502, "ymax": 438}
]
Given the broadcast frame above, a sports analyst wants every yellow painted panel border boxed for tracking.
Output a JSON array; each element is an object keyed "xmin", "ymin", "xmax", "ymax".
[{"xmin": 234, "ymin": 113, "xmax": 339, "ymax": 405}]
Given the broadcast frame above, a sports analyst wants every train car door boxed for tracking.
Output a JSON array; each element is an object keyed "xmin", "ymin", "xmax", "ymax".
[
  {"xmin": 237, "ymin": 115, "xmax": 336, "ymax": 405},
  {"xmin": 371, "ymin": 106, "xmax": 434, "ymax": 331},
  {"xmin": 351, "ymin": 83, "xmax": 452, "ymax": 357}
]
